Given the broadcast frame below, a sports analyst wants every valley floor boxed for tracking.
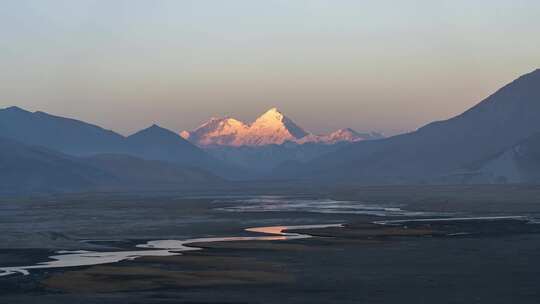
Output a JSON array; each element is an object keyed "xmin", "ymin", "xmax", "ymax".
[{"xmin": 1, "ymin": 184, "xmax": 540, "ymax": 303}]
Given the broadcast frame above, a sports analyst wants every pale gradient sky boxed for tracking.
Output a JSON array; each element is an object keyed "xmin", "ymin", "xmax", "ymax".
[{"xmin": 0, "ymin": 0, "xmax": 539, "ymax": 136}]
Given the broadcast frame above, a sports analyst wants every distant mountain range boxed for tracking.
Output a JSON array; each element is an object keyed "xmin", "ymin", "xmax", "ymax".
[
  {"xmin": 179, "ymin": 108, "xmax": 383, "ymax": 171},
  {"xmin": 2, "ymin": 68, "xmax": 540, "ymax": 194},
  {"xmin": 0, "ymin": 106, "xmax": 243, "ymax": 180},
  {"xmin": 180, "ymin": 107, "xmax": 383, "ymax": 147},
  {"xmin": 0, "ymin": 106, "xmax": 206, "ymax": 162},
  {"xmin": 0, "ymin": 106, "xmax": 381, "ymax": 178},
  {"xmin": 274, "ymin": 69, "xmax": 540, "ymax": 184}
]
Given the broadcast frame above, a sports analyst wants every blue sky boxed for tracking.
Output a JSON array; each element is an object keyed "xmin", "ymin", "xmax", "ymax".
[{"xmin": 1, "ymin": 0, "xmax": 539, "ymax": 135}]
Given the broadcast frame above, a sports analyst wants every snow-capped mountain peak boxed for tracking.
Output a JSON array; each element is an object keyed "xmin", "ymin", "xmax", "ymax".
[
  {"xmin": 180, "ymin": 108, "xmax": 382, "ymax": 147},
  {"xmin": 255, "ymin": 107, "xmax": 282, "ymax": 120},
  {"xmin": 296, "ymin": 128, "xmax": 383, "ymax": 145},
  {"xmin": 180, "ymin": 117, "xmax": 249, "ymax": 146},
  {"xmin": 244, "ymin": 108, "xmax": 309, "ymax": 145},
  {"xmin": 326, "ymin": 128, "xmax": 362, "ymax": 142}
]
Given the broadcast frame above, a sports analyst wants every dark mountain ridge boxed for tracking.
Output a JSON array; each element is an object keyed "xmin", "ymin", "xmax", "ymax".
[
  {"xmin": 126, "ymin": 124, "xmax": 206, "ymax": 164},
  {"xmin": 0, "ymin": 137, "xmax": 113, "ymax": 194},
  {"xmin": 0, "ymin": 106, "xmax": 124, "ymax": 155},
  {"xmin": 0, "ymin": 137, "xmax": 223, "ymax": 195},
  {"xmin": 275, "ymin": 69, "xmax": 540, "ymax": 183}
]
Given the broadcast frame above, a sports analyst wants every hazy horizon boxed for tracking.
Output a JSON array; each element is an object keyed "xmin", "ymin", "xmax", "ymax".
[{"xmin": 1, "ymin": 0, "xmax": 539, "ymax": 136}]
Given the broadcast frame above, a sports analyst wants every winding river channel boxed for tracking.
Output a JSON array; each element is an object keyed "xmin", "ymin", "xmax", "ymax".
[{"xmin": 0, "ymin": 223, "xmax": 343, "ymax": 277}]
